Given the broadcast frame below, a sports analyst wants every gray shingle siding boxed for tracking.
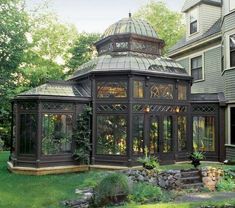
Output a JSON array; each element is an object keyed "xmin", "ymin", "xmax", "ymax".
[
  {"xmin": 182, "ymin": 0, "xmax": 221, "ymax": 12},
  {"xmin": 224, "ymin": 69, "xmax": 235, "ymax": 100},
  {"xmin": 222, "ymin": 12, "xmax": 235, "ymax": 32},
  {"xmin": 178, "ymin": 47, "xmax": 223, "ymax": 94}
]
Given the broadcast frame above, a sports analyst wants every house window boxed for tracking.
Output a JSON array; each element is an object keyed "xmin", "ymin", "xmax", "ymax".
[
  {"xmin": 193, "ymin": 116, "xmax": 215, "ymax": 152},
  {"xmin": 230, "ymin": 34, "xmax": 235, "ymax": 68},
  {"xmin": 191, "ymin": 56, "xmax": 203, "ymax": 81},
  {"xmin": 230, "ymin": 0, "xmax": 235, "ymax": 11},
  {"xmin": 189, "ymin": 9, "xmax": 198, "ymax": 34},
  {"xmin": 133, "ymin": 80, "xmax": 144, "ymax": 98},
  {"xmin": 230, "ymin": 107, "xmax": 235, "ymax": 145},
  {"xmin": 178, "ymin": 116, "xmax": 187, "ymax": 151}
]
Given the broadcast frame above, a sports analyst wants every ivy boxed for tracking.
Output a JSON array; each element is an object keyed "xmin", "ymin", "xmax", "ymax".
[{"xmin": 73, "ymin": 105, "xmax": 92, "ymax": 164}]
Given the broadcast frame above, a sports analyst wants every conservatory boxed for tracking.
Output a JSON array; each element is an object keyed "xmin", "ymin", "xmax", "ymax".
[{"xmin": 9, "ymin": 15, "xmax": 225, "ymax": 173}]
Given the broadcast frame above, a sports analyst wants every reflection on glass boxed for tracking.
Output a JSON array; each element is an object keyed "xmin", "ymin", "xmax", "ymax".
[
  {"xmin": 150, "ymin": 117, "xmax": 159, "ymax": 154},
  {"xmin": 177, "ymin": 116, "xmax": 187, "ymax": 151},
  {"xmin": 97, "ymin": 81, "xmax": 127, "ymax": 98},
  {"xmin": 133, "ymin": 115, "xmax": 144, "ymax": 155},
  {"xmin": 193, "ymin": 116, "xmax": 215, "ymax": 152},
  {"xmin": 178, "ymin": 84, "xmax": 187, "ymax": 100},
  {"xmin": 133, "ymin": 80, "xmax": 144, "ymax": 98},
  {"xmin": 96, "ymin": 115, "xmax": 127, "ymax": 155},
  {"xmin": 42, "ymin": 114, "xmax": 73, "ymax": 155},
  {"xmin": 20, "ymin": 114, "xmax": 37, "ymax": 154},
  {"xmin": 163, "ymin": 116, "xmax": 173, "ymax": 153},
  {"xmin": 150, "ymin": 83, "xmax": 173, "ymax": 99}
]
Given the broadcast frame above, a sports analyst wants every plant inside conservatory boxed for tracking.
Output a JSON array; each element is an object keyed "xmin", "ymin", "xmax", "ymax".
[{"xmin": 73, "ymin": 105, "xmax": 92, "ymax": 164}]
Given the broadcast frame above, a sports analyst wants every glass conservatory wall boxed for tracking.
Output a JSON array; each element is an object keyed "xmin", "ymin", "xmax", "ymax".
[
  {"xmin": 42, "ymin": 114, "xmax": 73, "ymax": 155},
  {"xmin": 96, "ymin": 115, "xmax": 127, "ymax": 155}
]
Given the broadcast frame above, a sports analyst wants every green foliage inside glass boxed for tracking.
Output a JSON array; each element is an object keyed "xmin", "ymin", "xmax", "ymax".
[
  {"xmin": 73, "ymin": 105, "xmax": 92, "ymax": 164},
  {"xmin": 92, "ymin": 173, "xmax": 130, "ymax": 207}
]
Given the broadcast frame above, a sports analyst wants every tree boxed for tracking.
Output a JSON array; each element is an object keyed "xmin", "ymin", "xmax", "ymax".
[
  {"xmin": 66, "ymin": 32, "xmax": 100, "ymax": 75},
  {"xmin": 0, "ymin": 0, "xmax": 29, "ymax": 148},
  {"xmin": 19, "ymin": 12, "xmax": 78, "ymax": 88},
  {"xmin": 134, "ymin": 1, "xmax": 185, "ymax": 54}
]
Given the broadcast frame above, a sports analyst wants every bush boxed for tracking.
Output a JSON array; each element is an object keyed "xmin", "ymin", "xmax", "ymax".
[
  {"xmin": 129, "ymin": 182, "xmax": 164, "ymax": 204},
  {"xmin": 91, "ymin": 173, "xmax": 131, "ymax": 207},
  {"xmin": 216, "ymin": 178, "xmax": 235, "ymax": 192},
  {"xmin": 0, "ymin": 139, "xmax": 4, "ymax": 152}
]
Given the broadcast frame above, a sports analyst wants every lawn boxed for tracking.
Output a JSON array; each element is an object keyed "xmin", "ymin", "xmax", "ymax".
[
  {"xmin": 1, "ymin": 151, "xmax": 235, "ymax": 208},
  {"xmin": 0, "ymin": 152, "xmax": 104, "ymax": 208}
]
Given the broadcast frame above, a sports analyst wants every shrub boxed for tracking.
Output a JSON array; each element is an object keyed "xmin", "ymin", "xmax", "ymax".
[
  {"xmin": 129, "ymin": 182, "xmax": 163, "ymax": 204},
  {"xmin": 216, "ymin": 178, "xmax": 235, "ymax": 192},
  {"xmin": 92, "ymin": 173, "xmax": 131, "ymax": 207},
  {"xmin": 0, "ymin": 139, "xmax": 4, "ymax": 152}
]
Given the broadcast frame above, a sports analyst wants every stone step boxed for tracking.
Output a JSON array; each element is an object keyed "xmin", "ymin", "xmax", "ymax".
[
  {"xmin": 181, "ymin": 170, "xmax": 201, "ymax": 178},
  {"xmin": 181, "ymin": 176, "xmax": 201, "ymax": 181},
  {"xmin": 181, "ymin": 182, "xmax": 203, "ymax": 189}
]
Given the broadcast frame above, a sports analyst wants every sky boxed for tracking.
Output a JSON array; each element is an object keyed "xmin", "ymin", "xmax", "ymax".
[{"xmin": 26, "ymin": 0, "xmax": 185, "ymax": 33}]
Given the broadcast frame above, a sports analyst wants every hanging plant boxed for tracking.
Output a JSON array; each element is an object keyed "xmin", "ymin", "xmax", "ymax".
[{"xmin": 73, "ymin": 105, "xmax": 92, "ymax": 164}]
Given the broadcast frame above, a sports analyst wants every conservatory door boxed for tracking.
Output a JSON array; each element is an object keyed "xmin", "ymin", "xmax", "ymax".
[{"xmin": 149, "ymin": 115, "xmax": 175, "ymax": 163}]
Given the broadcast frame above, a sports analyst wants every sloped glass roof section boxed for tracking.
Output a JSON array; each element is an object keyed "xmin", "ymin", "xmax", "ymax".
[
  {"xmin": 102, "ymin": 17, "xmax": 158, "ymax": 39},
  {"xmin": 70, "ymin": 52, "xmax": 187, "ymax": 79},
  {"xmin": 19, "ymin": 81, "xmax": 91, "ymax": 97}
]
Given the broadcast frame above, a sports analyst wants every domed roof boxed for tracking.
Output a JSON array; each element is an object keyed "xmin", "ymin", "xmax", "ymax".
[
  {"xmin": 69, "ymin": 52, "xmax": 188, "ymax": 80},
  {"xmin": 102, "ymin": 16, "xmax": 158, "ymax": 39}
]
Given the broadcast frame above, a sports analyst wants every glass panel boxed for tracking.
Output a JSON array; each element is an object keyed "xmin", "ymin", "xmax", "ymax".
[
  {"xmin": 19, "ymin": 114, "xmax": 37, "ymax": 154},
  {"xmin": 231, "ymin": 108, "xmax": 235, "ymax": 145},
  {"xmin": 97, "ymin": 81, "xmax": 127, "ymax": 98},
  {"xmin": 42, "ymin": 114, "xmax": 73, "ymax": 155},
  {"xmin": 177, "ymin": 116, "xmax": 187, "ymax": 151},
  {"xmin": 96, "ymin": 115, "xmax": 127, "ymax": 155},
  {"xmin": 193, "ymin": 116, "xmax": 215, "ymax": 152},
  {"xmin": 149, "ymin": 117, "xmax": 159, "ymax": 154},
  {"xmin": 178, "ymin": 84, "xmax": 187, "ymax": 100},
  {"xmin": 150, "ymin": 83, "xmax": 173, "ymax": 99},
  {"xmin": 132, "ymin": 115, "xmax": 144, "ymax": 155},
  {"xmin": 163, "ymin": 116, "xmax": 173, "ymax": 153},
  {"xmin": 133, "ymin": 80, "xmax": 144, "ymax": 98},
  {"xmin": 230, "ymin": 34, "xmax": 235, "ymax": 67}
]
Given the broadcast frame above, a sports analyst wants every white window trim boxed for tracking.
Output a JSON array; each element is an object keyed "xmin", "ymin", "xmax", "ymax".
[
  {"xmin": 227, "ymin": 105, "xmax": 235, "ymax": 145},
  {"xmin": 188, "ymin": 6, "xmax": 200, "ymax": 37},
  {"xmin": 229, "ymin": 0, "xmax": 235, "ymax": 12},
  {"xmin": 189, "ymin": 52, "xmax": 205, "ymax": 83},
  {"xmin": 225, "ymin": 29, "xmax": 235, "ymax": 71}
]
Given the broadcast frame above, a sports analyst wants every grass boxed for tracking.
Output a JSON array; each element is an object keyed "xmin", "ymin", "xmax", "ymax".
[
  {"xmin": 1, "ymin": 151, "xmax": 235, "ymax": 208},
  {"xmin": 0, "ymin": 151, "xmax": 104, "ymax": 208}
]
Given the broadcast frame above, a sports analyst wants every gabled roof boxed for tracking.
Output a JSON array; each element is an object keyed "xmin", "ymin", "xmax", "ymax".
[
  {"xmin": 169, "ymin": 18, "xmax": 221, "ymax": 55},
  {"xmin": 182, "ymin": 0, "xmax": 221, "ymax": 12},
  {"xmin": 18, "ymin": 81, "xmax": 91, "ymax": 98}
]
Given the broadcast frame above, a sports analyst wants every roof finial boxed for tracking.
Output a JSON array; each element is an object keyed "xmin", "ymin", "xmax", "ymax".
[{"xmin": 129, "ymin": 11, "xmax": 132, "ymax": 18}]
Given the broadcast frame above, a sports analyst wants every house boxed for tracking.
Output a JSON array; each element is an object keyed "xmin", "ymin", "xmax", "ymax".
[
  {"xmin": 169, "ymin": 0, "xmax": 235, "ymax": 162},
  {"xmin": 8, "ymin": 0, "xmax": 234, "ymax": 174}
]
